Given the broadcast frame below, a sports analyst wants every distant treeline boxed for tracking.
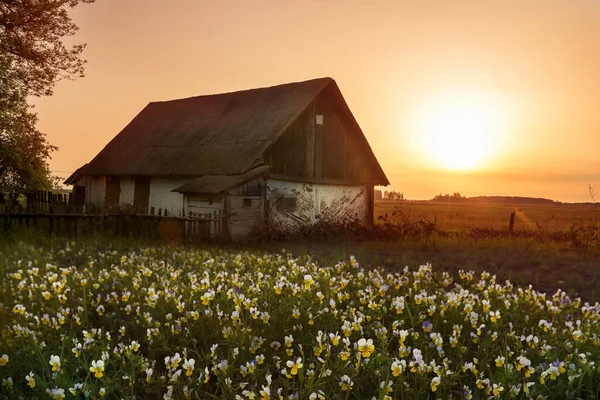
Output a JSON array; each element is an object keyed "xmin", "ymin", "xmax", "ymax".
[
  {"xmin": 437, "ymin": 195, "xmax": 558, "ymax": 205},
  {"xmin": 375, "ymin": 190, "xmax": 595, "ymax": 205},
  {"xmin": 431, "ymin": 194, "xmax": 597, "ymax": 205}
]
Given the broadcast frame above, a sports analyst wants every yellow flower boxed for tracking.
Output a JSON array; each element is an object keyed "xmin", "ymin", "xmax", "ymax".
[
  {"xmin": 492, "ymin": 384, "xmax": 503, "ymax": 396},
  {"xmin": 340, "ymin": 375, "xmax": 353, "ymax": 391},
  {"xmin": 391, "ymin": 359, "xmax": 405, "ymax": 376},
  {"xmin": 495, "ymin": 356, "xmax": 505, "ymax": 367},
  {"xmin": 260, "ymin": 386, "xmax": 270, "ymax": 400},
  {"xmin": 183, "ymin": 358, "xmax": 195, "ymax": 376},
  {"xmin": 357, "ymin": 338, "xmax": 375, "ymax": 358},
  {"xmin": 304, "ymin": 274, "xmax": 314, "ymax": 290},
  {"xmin": 525, "ymin": 366, "xmax": 534, "ymax": 378},
  {"xmin": 49, "ymin": 355, "xmax": 61, "ymax": 372},
  {"xmin": 25, "ymin": 372, "xmax": 35, "ymax": 388},
  {"xmin": 285, "ymin": 357, "xmax": 303, "ymax": 375},
  {"xmin": 90, "ymin": 359, "xmax": 105, "ymax": 378},
  {"xmin": 431, "ymin": 376, "xmax": 441, "ymax": 392},
  {"xmin": 547, "ymin": 365, "xmax": 559, "ymax": 380},
  {"xmin": 46, "ymin": 388, "xmax": 65, "ymax": 400},
  {"xmin": 0, "ymin": 354, "xmax": 8, "ymax": 366},
  {"xmin": 489, "ymin": 310, "xmax": 500, "ymax": 323},
  {"xmin": 329, "ymin": 333, "xmax": 340, "ymax": 346}
]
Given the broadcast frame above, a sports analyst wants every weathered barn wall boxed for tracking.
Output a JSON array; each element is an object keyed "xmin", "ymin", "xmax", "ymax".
[
  {"xmin": 86, "ymin": 176, "xmax": 106, "ymax": 207},
  {"xmin": 148, "ymin": 177, "xmax": 188, "ymax": 216},
  {"xmin": 227, "ymin": 195, "xmax": 263, "ymax": 240},
  {"xmin": 119, "ymin": 176, "xmax": 135, "ymax": 206},
  {"xmin": 264, "ymin": 85, "xmax": 374, "ymax": 183},
  {"xmin": 214, "ymin": 177, "xmax": 266, "ymax": 240},
  {"xmin": 266, "ymin": 179, "xmax": 368, "ymax": 232},
  {"xmin": 186, "ymin": 196, "xmax": 222, "ymax": 216}
]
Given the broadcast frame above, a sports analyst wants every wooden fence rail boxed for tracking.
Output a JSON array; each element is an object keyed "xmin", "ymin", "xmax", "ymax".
[
  {"xmin": 0, "ymin": 191, "xmax": 74, "ymax": 213},
  {"xmin": 0, "ymin": 212, "xmax": 221, "ymax": 242}
]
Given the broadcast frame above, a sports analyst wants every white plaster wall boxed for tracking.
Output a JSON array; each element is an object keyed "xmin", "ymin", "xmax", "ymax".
[
  {"xmin": 266, "ymin": 179, "xmax": 368, "ymax": 232},
  {"xmin": 120, "ymin": 177, "xmax": 135, "ymax": 206},
  {"xmin": 148, "ymin": 177, "xmax": 189, "ymax": 216},
  {"xmin": 87, "ymin": 176, "xmax": 106, "ymax": 207}
]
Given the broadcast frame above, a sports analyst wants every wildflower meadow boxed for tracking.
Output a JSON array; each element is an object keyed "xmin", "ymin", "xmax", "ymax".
[{"xmin": 1, "ymin": 242, "xmax": 600, "ymax": 399}]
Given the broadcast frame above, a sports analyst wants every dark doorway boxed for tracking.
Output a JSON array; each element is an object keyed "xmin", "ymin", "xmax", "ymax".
[
  {"xmin": 134, "ymin": 176, "xmax": 150, "ymax": 214},
  {"xmin": 105, "ymin": 176, "xmax": 121, "ymax": 207},
  {"xmin": 73, "ymin": 186, "xmax": 86, "ymax": 206}
]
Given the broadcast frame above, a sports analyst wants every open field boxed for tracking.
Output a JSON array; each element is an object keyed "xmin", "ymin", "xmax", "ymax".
[
  {"xmin": 257, "ymin": 237, "xmax": 600, "ymax": 302},
  {"xmin": 1, "ymin": 238, "xmax": 600, "ymax": 399},
  {"xmin": 375, "ymin": 200, "xmax": 598, "ymax": 232}
]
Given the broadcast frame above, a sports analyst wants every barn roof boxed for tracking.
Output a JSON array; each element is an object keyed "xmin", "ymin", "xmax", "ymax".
[
  {"xmin": 64, "ymin": 164, "xmax": 87, "ymax": 185},
  {"xmin": 173, "ymin": 166, "xmax": 271, "ymax": 194},
  {"xmin": 74, "ymin": 77, "xmax": 388, "ymax": 185}
]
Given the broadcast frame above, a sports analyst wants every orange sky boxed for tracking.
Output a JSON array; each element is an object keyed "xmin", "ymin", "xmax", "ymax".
[{"xmin": 34, "ymin": 0, "xmax": 600, "ymax": 202}]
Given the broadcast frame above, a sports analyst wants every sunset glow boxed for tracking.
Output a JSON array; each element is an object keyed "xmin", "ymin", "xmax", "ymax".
[
  {"xmin": 30, "ymin": 0, "xmax": 600, "ymax": 201},
  {"xmin": 418, "ymin": 95, "xmax": 503, "ymax": 171}
]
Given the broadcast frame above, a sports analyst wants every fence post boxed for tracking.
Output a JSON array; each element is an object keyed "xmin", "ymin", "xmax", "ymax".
[{"xmin": 508, "ymin": 211, "xmax": 515, "ymax": 232}]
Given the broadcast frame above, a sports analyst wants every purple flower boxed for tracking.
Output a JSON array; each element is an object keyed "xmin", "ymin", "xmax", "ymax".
[{"xmin": 422, "ymin": 321, "xmax": 432, "ymax": 330}]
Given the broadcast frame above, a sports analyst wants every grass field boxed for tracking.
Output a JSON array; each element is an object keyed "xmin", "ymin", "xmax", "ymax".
[
  {"xmin": 1, "ymin": 239, "xmax": 600, "ymax": 399},
  {"xmin": 375, "ymin": 201, "xmax": 598, "ymax": 232},
  {"xmin": 257, "ymin": 236, "xmax": 600, "ymax": 302}
]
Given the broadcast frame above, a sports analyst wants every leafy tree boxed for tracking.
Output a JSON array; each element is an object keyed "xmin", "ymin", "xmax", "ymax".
[
  {"xmin": 0, "ymin": 0, "xmax": 95, "ymax": 192},
  {"xmin": 0, "ymin": 58, "xmax": 56, "ymax": 192}
]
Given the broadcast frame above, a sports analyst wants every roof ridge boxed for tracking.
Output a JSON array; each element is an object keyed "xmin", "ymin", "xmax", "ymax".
[{"xmin": 149, "ymin": 77, "xmax": 334, "ymax": 104}]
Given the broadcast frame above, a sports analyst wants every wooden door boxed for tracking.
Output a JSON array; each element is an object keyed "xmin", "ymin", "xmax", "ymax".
[
  {"xmin": 73, "ymin": 186, "xmax": 86, "ymax": 206},
  {"xmin": 105, "ymin": 176, "xmax": 121, "ymax": 207},
  {"xmin": 133, "ymin": 176, "xmax": 150, "ymax": 214}
]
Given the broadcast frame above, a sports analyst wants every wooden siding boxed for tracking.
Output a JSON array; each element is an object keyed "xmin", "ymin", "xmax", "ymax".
[
  {"xmin": 120, "ymin": 177, "xmax": 135, "ymax": 206},
  {"xmin": 187, "ymin": 195, "xmax": 222, "ymax": 216},
  {"xmin": 264, "ymin": 85, "xmax": 373, "ymax": 183},
  {"xmin": 227, "ymin": 195, "xmax": 263, "ymax": 240},
  {"xmin": 227, "ymin": 177, "xmax": 265, "ymax": 197},
  {"xmin": 86, "ymin": 176, "xmax": 106, "ymax": 207},
  {"xmin": 105, "ymin": 176, "xmax": 121, "ymax": 207}
]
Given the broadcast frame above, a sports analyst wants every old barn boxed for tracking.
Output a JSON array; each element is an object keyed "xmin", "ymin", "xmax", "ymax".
[{"xmin": 65, "ymin": 78, "xmax": 389, "ymax": 239}]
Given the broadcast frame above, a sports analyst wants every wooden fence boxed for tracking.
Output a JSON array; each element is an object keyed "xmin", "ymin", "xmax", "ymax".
[
  {"xmin": 0, "ymin": 190, "xmax": 223, "ymax": 241},
  {"xmin": 0, "ymin": 211, "xmax": 221, "ymax": 242},
  {"xmin": 1, "ymin": 190, "xmax": 73, "ymax": 213}
]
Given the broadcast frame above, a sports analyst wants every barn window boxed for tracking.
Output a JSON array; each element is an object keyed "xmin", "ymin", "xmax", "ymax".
[
  {"xmin": 277, "ymin": 196, "xmax": 297, "ymax": 212},
  {"xmin": 316, "ymin": 114, "xmax": 324, "ymax": 125},
  {"xmin": 243, "ymin": 198, "xmax": 252, "ymax": 207}
]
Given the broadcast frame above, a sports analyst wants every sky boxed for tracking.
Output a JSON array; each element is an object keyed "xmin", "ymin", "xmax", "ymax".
[{"xmin": 33, "ymin": 0, "xmax": 600, "ymax": 202}]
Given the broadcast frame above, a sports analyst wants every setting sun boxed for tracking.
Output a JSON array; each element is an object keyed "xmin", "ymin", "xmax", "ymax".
[{"xmin": 414, "ymin": 92, "xmax": 504, "ymax": 172}]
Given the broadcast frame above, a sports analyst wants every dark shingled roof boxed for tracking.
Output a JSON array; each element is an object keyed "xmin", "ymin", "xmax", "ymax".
[
  {"xmin": 80, "ymin": 78, "xmax": 331, "ymax": 177},
  {"xmin": 173, "ymin": 166, "xmax": 271, "ymax": 194},
  {"xmin": 75, "ymin": 77, "xmax": 388, "ymax": 185}
]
